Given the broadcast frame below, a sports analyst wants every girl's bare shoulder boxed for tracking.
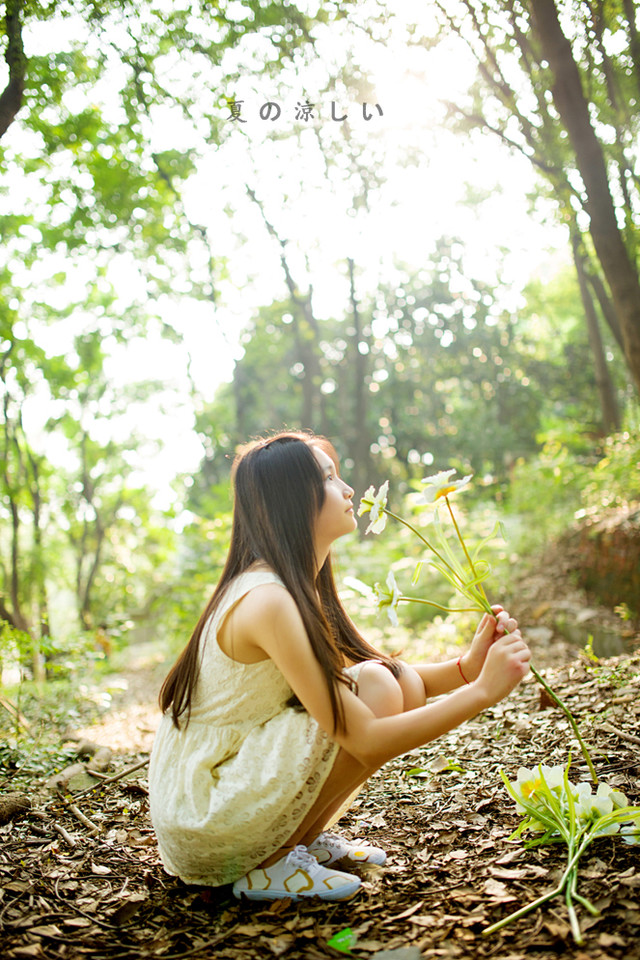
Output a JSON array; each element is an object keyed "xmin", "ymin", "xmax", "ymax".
[
  {"xmin": 218, "ymin": 581, "xmax": 300, "ymax": 663},
  {"xmin": 231, "ymin": 580, "xmax": 301, "ymax": 631}
]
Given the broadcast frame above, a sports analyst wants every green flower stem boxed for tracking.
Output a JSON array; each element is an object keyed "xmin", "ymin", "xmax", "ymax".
[
  {"xmin": 571, "ymin": 886, "xmax": 600, "ymax": 917},
  {"xmin": 566, "ymin": 890, "xmax": 584, "ymax": 946},
  {"xmin": 442, "ymin": 500, "xmax": 599, "ymax": 786},
  {"xmin": 529, "ymin": 664, "xmax": 598, "ymax": 785},
  {"xmin": 399, "ymin": 597, "xmax": 481, "ymax": 614},
  {"xmin": 477, "ymin": 595, "xmax": 598, "ymax": 784},
  {"xmin": 564, "ymin": 829, "xmax": 584, "ymax": 943},
  {"xmin": 485, "ymin": 821, "xmax": 603, "ymax": 940},
  {"xmin": 484, "ymin": 854, "xmax": 580, "ymax": 939},
  {"xmin": 445, "ymin": 496, "xmax": 477, "ymax": 576},
  {"xmin": 383, "ymin": 491, "xmax": 599, "ymax": 785},
  {"xmin": 483, "ymin": 882, "xmax": 565, "ymax": 936},
  {"xmin": 382, "ymin": 508, "xmax": 465, "ymax": 589}
]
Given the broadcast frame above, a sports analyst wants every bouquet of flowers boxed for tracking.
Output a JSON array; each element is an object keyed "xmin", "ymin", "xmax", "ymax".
[{"xmin": 358, "ymin": 470, "xmax": 598, "ymax": 781}]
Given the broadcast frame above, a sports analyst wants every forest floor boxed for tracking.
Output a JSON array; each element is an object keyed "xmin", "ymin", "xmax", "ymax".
[{"xmin": 1, "ymin": 557, "xmax": 640, "ymax": 960}]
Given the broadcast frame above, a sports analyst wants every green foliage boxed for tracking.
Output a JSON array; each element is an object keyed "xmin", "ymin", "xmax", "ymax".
[
  {"xmin": 157, "ymin": 477, "xmax": 235, "ymax": 653},
  {"xmin": 505, "ymin": 413, "xmax": 640, "ymax": 557},
  {"xmin": 0, "ymin": 738, "xmax": 79, "ymax": 790},
  {"xmin": 0, "ymin": 621, "xmax": 33, "ymax": 662},
  {"xmin": 579, "ymin": 416, "xmax": 640, "ymax": 511},
  {"xmin": 198, "ymin": 244, "xmax": 621, "ymax": 517},
  {"xmin": 506, "ymin": 435, "xmax": 593, "ymax": 551},
  {"xmin": 582, "ymin": 649, "xmax": 640, "ymax": 690},
  {"xmin": 0, "ymin": 629, "xmax": 118, "ymax": 760},
  {"xmin": 0, "ymin": 700, "xmax": 104, "ymax": 789}
]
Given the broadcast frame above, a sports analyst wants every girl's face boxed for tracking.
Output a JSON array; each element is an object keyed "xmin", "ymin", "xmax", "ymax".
[{"xmin": 311, "ymin": 446, "xmax": 357, "ymax": 552}]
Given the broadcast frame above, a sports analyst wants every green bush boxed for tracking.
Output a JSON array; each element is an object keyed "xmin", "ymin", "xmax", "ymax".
[{"xmin": 505, "ymin": 413, "xmax": 640, "ymax": 558}]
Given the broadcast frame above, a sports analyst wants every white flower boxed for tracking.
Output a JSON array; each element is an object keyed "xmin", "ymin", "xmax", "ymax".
[
  {"xmin": 598, "ymin": 783, "xmax": 629, "ymax": 809},
  {"xmin": 418, "ymin": 469, "xmax": 473, "ymax": 504},
  {"xmin": 358, "ymin": 480, "xmax": 389, "ymax": 534},
  {"xmin": 374, "ymin": 570, "xmax": 401, "ymax": 627},
  {"xmin": 510, "ymin": 764, "xmax": 565, "ymax": 815},
  {"xmin": 574, "ymin": 782, "xmax": 629, "ymax": 826},
  {"xmin": 621, "ymin": 823, "xmax": 640, "ymax": 845}
]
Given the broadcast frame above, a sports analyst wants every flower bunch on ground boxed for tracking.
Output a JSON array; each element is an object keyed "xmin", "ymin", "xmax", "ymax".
[{"xmin": 483, "ymin": 761, "xmax": 640, "ymax": 943}]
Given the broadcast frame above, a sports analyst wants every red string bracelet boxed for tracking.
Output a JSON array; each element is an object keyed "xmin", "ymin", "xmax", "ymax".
[{"xmin": 457, "ymin": 656, "xmax": 471, "ymax": 685}]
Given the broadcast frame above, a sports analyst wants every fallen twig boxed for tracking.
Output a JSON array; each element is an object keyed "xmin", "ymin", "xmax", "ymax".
[
  {"xmin": 598, "ymin": 721, "xmax": 640, "ymax": 746},
  {"xmin": 52, "ymin": 822, "xmax": 77, "ymax": 847},
  {"xmin": 160, "ymin": 924, "xmax": 240, "ymax": 960},
  {"xmin": 73, "ymin": 758, "xmax": 149, "ymax": 798},
  {"xmin": 55, "ymin": 790, "xmax": 101, "ymax": 835}
]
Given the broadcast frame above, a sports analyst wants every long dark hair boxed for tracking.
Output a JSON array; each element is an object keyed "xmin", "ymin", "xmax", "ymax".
[{"xmin": 159, "ymin": 431, "xmax": 400, "ymax": 732}]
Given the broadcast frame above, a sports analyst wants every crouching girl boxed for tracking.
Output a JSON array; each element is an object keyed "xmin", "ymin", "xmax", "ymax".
[{"xmin": 149, "ymin": 432, "xmax": 530, "ymax": 901}]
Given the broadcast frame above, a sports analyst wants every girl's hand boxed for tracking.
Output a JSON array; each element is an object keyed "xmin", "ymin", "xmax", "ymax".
[
  {"xmin": 475, "ymin": 628, "xmax": 531, "ymax": 705},
  {"xmin": 460, "ymin": 605, "xmax": 519, "ymax": 682}
]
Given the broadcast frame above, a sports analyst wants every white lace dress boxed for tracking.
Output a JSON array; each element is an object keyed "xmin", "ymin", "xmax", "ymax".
[{"xmin": 149, "ymin": 570, "xmax": 341, "ymax": 886}]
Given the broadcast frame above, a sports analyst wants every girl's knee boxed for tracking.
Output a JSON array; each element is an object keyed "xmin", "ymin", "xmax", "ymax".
[
  {"xmin": 356, "ymin": 661, "xmax": 404, "ymax": 717},
  {"xmin": 396, "ymin": 662, "xmax": 426, "ymax": 710}
]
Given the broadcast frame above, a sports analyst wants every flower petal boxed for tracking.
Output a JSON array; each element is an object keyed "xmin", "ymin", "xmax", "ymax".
[
  {"xmin": 367, "ymin": 512, "xmax": 387, "ymax": 534},
  {"xmin": 358, "ymin": 486, "xmax": 376, "ymax": 516},
  {"xmin": 374, "ymin": 570, "xmax": 401, "ymax": 625},
  {"xmin": 418, "ymin": 470, "xmax": 473, "ymax": 503},
  {"xmin": 361, "ymin": 481, "xmax": 389, "ymax": 534}
]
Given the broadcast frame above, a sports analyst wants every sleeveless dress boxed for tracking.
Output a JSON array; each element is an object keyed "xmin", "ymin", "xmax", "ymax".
[{"xmin": 148, "ymin": 570, "xmax": 342, "ymax": 886}]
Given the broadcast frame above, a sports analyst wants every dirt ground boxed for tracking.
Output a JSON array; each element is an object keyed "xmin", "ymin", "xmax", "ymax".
[{"xmin": 1, "ymin": 571, "xmax": 639, "ymax": 960}]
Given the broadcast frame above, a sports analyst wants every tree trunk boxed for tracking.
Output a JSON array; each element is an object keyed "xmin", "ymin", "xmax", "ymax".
[
  {"xmin": 584, "ymin": 258, "xmax": 624, "ymax": 352},
  {"xmin": 530, "ymin": 0, "xmax": 640, "ymax": 394},
  {"xmin": 2, "ymin": 431, "xmax": 30, "ymax": 635},
  {"xmin": 292, "ymin": 300, "xmax": 323, "ymax": 430},
  {"xmin": 571, "ymin": 234, "xmax": 621, "ymax": 434},
  {"xmin": 233, "ymin": 361, "xmax": 250, "ymax": 440},
  {"xmin": 0, "ymin": 0, "xmax": 26, "ymax": 140},
  {"xmin": 347, "ymin": 258, "xmax": 371, "ymax": 498},
  {"xmin": 26, "ymin": 446, "xmax": 48, "ymax": 684},
  {"xmin": 245, "ymin": 185, "xmax": 324, "ymax": 429},
  {"xmin": 78, "ymin": 519, "xmax": 105, "ymax": 631}
]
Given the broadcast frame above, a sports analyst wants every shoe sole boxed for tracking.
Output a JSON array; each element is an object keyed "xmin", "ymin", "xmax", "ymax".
[{"xmin": 233, "ymin": 884, "xmax": 361, "ymax": 902}]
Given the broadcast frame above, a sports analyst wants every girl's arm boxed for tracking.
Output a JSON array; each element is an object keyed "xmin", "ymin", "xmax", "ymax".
[{"xmin": 231, "ymin": 584, "xmax": 530, "ymax": 769}]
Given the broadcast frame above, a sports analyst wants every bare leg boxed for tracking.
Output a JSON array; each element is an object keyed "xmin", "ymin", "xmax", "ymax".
[
  {"xmin": 259, "ymin": 660, "xmax": 421, "ymax": 867},
  {"xmin": 298, "ymin": 661, "xmax": 426, "ymax": 843}
]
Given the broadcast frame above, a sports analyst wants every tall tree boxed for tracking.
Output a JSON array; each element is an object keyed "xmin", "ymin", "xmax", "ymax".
[
  {"xmin": 529, "ymin": 0, "xmax": 640, "ymax": 393},
  {"xmin": 0, "ymin": 327, "xmax": 69, "ymax": 680},
  {"xmin": 245, "ymin": 186, "xmax": 325, "ymax": 430},
  {"xmin": 430, "ymin": 0, "xmax": 640, "ymax": 401},
  {"xmin": 0, "ymin": 0, "xmax": 25, "ymax": 137}
]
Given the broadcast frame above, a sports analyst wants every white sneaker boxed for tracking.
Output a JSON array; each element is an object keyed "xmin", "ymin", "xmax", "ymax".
[
  {"xmin": 232, "ymin": 845, "xmax": 361, "ymax": 901},
  {"xmin": 308, "ymin": 831, "xmax": 387, "ymax": 866}
]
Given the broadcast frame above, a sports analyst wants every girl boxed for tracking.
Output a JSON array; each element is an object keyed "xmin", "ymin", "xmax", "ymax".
[{"xmin": 149, "ymin": 431, "xmax": 530, "ymax": 902}]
